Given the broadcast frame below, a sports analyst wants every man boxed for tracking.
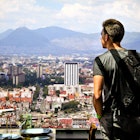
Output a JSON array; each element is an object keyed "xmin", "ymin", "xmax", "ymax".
[{"xmin": 93, "ymin": 19, "xmax": 140, "ymax": 139}]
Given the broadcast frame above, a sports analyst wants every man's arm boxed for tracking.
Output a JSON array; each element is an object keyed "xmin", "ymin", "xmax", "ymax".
[{"xmin": 93, "ymin": 75, "xmax": 104, "ymax": 118}]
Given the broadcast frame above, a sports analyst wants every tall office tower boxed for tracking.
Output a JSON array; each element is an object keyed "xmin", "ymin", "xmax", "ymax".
[
  {"xmin": 8, "ymin": 64, "xmax": 13, "ymax": 76},
  {"xmin": 37, "ymin": 64, "xmax": 43, "ymax": 78},
  {"xmin": 13, "ymin": 73, "xmax": 25, "ymax": 85},
  {"xmin": 8, "ymin": 64, "xmax": 22, "ymax": 76},
  {"xmin": 64, "ymin": 62, "xmax": 79, "ymax": 86}
]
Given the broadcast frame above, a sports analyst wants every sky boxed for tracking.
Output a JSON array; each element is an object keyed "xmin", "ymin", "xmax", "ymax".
[{"xmin": 0, "ymin": 0, "xmax": 140, "ymax": 34}]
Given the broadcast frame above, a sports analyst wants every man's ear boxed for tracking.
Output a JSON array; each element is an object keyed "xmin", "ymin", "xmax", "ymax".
[{"xmin": 104, "ymin": 34, "xmax": 109, "ymax": 42}]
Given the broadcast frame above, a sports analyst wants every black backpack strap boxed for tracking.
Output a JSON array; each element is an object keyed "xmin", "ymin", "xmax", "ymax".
[
  {"xmin": 95, "ymin": 57, "xmax": 106, "ymax": 77},
  {"xmin": 110, "ymin": 49, "xmax": 139, "ymax": 97}
]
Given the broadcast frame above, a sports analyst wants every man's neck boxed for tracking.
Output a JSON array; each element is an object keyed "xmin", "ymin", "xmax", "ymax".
[{"xmin": 108, "ymin": 42, "xmax": 124, "ymax": 50}]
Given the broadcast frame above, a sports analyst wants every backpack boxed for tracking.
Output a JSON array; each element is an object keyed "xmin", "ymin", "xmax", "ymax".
[{"xmin": 110, "ymin": 50, "xmax": 140, "ymax": 116}]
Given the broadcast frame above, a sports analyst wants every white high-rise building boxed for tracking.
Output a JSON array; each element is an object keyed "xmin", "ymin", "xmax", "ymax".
[
  {"xmin": 37, "ymin": 64, "xmax": 43, "ymax": 78},
  {"xmin": 64, "ymin": 62, "xmax": 79, "ymax": 86}
]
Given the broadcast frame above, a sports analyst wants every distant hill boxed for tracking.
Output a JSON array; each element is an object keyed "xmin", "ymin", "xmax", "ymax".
[
  {"xmin": 0, "ymin": 26, "xmax": 140, "ymax": 56},
  {"xmin": 0, "ymin": 29, "xmax": 13, "ymax": 40}
]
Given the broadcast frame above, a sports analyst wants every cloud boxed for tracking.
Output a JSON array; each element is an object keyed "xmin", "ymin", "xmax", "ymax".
[{"xmin": 0, "ymin": 0, "xmax": 140, "ymax": 33}]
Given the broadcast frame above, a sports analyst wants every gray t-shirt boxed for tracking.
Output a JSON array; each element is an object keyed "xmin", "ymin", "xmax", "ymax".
[{"xmin": 93, "ymin": 49, "xmax": 129, "ymax": 112}]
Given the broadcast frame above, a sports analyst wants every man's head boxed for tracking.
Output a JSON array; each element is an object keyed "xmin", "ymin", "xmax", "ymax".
[{"xmin": 102, "ymin": 19, "xmax": 125, "ymax": 43}]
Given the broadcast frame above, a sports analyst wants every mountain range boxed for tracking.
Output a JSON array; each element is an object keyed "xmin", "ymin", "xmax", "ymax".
[{"xmin": 0, "ymin": 26, "xmax": 140, "ymax": 56}]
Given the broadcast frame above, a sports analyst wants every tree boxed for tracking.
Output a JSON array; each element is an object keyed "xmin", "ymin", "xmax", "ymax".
[
  {"xmin": 61, "ymin": 100, "xmax": 81, "ymax": 113},
  {"xmin": 79, "ymin": 76, "xmax": 86, "ymax": 84},
  {"xmin": 42, "ymin": 86, "xmax": 48, "ymax": 98},
  {"xmin": 56, "ymin": 90, "xmax": 60, "ymax": 97},
  {"xmin": 24, "ymin": 71, "xmax": 37, "ymax": 86},
  {"xmin": 33, "ymin": 85, "xmax": 40, "ymax": 101}
]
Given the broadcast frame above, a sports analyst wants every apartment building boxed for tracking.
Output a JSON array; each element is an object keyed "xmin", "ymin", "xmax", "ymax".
[{"xmin": 64, "ymin": 62, "xmax": 79, "ymax": 86}]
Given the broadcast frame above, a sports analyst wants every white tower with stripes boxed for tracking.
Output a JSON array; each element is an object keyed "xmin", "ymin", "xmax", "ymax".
[{"xmin": 64, "ymin": 62, "xmax": 79, "ymax": 86}]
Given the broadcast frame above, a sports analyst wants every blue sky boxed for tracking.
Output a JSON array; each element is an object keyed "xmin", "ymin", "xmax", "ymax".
[{"xmin": 0, "ymin": 0, "xmax": 140, "ymax": 33}]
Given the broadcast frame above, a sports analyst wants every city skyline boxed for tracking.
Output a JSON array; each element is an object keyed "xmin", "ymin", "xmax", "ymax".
[
  {"xmin": 0, "ymin": 0, "xmax": 140, "ymax": 34},
  {"xmin": 0, "ymin": 54, "xmax": 95, "ymax": 131}
]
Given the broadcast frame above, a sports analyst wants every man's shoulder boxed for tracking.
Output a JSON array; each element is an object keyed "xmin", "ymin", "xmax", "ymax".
[
  {"xmin": 97, "ymin": 51, "xmax": 108, "ymax": 57},
  {"xmin": 99, "ymin": 49, "xmax": 128, "ymax": 58},
  {"xmin": 96, "ymin": 51, "xmax": 112, "ymax": 60}
]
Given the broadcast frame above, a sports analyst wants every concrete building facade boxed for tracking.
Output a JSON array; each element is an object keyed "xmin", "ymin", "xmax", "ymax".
[{"xmin": 64, "ymin": 62, "xmax": 79, "ymax": 86}]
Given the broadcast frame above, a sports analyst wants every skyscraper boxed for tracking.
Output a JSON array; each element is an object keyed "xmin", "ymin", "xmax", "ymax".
[
  {"xmin": 7, "ymin": 64, "xmax": 25, "ymax": 85},
  {"xmin": 64, "ymin": 62, "xmax": 79, "ymax": 86},
  {"xmin": 37, "ymin": 64, "xmax": 43, "ymax": 78}
]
